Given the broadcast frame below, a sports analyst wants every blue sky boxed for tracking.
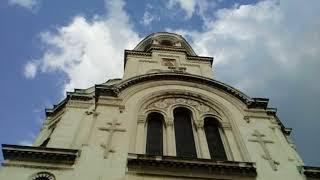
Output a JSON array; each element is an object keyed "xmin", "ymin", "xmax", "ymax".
[{"xmin": 0, "ymin": 0, "xmax": 319, "ymax": 166}]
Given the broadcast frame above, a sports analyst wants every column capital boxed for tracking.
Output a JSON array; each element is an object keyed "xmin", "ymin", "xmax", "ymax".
[
  {"xmin": 221, "ymin": 122, "xmax": 232, "ymax": 130},
  {"xmin": 195, "ymin": 121, "xmax": 204, "ymax": 129},
  {"xmin": 164, "ymin": 117, "xmax": 174, "ymax": 127},
  {"xmin": 137, "ymin": 115, "xmax": 146, "ymax": 124}
]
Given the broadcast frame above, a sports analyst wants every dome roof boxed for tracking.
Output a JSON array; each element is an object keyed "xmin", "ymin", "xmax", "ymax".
[{"xmin": 133, "ymin": 32, "xmax": 197, "ymax": 56}]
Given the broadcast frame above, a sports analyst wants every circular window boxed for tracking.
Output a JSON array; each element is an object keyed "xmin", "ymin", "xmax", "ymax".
[{"xmin": 31, "ymin": 172, "xmax": 55, "ymax": 180}]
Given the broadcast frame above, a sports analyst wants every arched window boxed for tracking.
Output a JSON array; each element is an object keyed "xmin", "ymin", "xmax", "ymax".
[
  {"xmin": 146, "ymin": 112, "xmax": 164, "ymax": 155},
  {"xmin": 204, "ymin": 117, "xmax": 227, "ymax": 161},
  {"xmin": 174, "ymin": 107, "xmax": 197, "ymax": 158}
]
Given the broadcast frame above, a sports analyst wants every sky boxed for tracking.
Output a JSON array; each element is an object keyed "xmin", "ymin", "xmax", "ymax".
[{"xmin": 0, "ymin": 0, "xmax": 319, "ymax": 166}]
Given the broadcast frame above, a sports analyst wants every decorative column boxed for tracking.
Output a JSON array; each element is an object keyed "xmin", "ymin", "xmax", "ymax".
[
  {"xmin": 195, "ymin": 121, "xmax": 211, "ymax": 159},
  {"xmin": 166, "ymin": 118, "xmax": 175, "ymax": 156},
  {"xmin": 135, "ymin": 115, "xmax": 146, "ymax": 154},
  {"xmin": 221, "ymin": 122, "xmax": 241, "ymax": 161}
]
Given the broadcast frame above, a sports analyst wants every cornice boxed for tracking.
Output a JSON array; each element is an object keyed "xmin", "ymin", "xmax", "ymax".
[
  {"xmin": 2, "ymin": 144, "xmax": 79, "ymax": 165},
  {"xmin": 44, "ymin": 72, "xmax": 291, "ymax": 136},
  {"xmin": 303, "ymin": 166, "xmax": 320, "ymax": 178},
  {"xmin": 186, "ymin": 55, "xmax": 213, "ymax": 65},
  {"xmin": 124, "ymin": 49, "xmax": 213, "ymax": 69},
  {"xmin": 45, "ymin": 91, "xmax": 93, "ymax": 117},
  {"xmin": 124, "ymin": 50, "xmax": 152, "ymax": 69},
  {"xmin": 127, "ymin": 153, "xmax": 257, "ymax": 178},
  {"xmin": 116, "ymin": 72, "xmax": 254, "ymax": 105}
]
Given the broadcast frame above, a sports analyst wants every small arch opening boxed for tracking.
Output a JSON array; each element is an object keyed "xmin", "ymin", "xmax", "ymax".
[{"xmin": 160, "ymin": 39, "xmax": 174, "ymax": 46}]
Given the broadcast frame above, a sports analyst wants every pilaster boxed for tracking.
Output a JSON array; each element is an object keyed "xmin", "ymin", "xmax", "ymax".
[
  {"xmin": 195, "ymin": 121, "xmax": 211, "ymax": 159},
  {"xmin": 135, "ymin": 115, "xmax": 146, "ymax": 154}
]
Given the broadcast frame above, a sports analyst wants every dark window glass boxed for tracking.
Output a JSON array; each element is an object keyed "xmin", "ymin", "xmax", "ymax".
[
  {"xmin": 146, "ymin": 112, "xmax": 163, "ymax": 155},
  {"xmin": 204, "ymin": 117, "xmax": 227, "ymax": 161},
  {"xmin": 174, "ymin": 107, "xmax": 197, "ymax": 158},
  {"xmin": 35, "ymin": 178, "xmax": 50, "ymax": 180},
  {"xmin": 160, "ymin": 40, "xmax": 174, "ymax": 46}
]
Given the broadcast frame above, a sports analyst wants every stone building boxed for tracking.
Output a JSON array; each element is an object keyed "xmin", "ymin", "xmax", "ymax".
[{"xmin": 0, "ymin": 32, "xmax": 319, "ymax": 180}]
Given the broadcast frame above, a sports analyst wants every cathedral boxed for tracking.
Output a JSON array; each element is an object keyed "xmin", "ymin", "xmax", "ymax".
[{"xmin": 0, "ymin": 32, "xmax": 319, "ymax": 180}]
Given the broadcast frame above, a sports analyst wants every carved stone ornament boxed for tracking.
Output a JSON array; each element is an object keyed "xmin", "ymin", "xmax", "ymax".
[
  {"xmin": 146, "ymin": 97, "xmax": 215, "ymax": 114},
  {"xmin": 30, "ymin": 172, "xmax": 55, "ymax": 180}
]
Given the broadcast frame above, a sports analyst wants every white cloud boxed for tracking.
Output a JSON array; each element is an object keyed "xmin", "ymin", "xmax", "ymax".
[
  {"xmin": 24, "ymin": 61, "xmax": 38, "ymax": 79},
  {"xmin": 167, "ymin": 0, "xmax": 196, "ymax": 19},
  {"xmin": 166, "ymin": 0, "xmax": 216, "ymax": 20},
  {"xmin": 18, "ymin": 140, "xmax": 33, "ymax": 146},
  {"xmin": 18, "ymin": 132, "xmax": 36, "ymax": 146},
  {"xmin": 141, "ymin": 11, "xmax": 157, "ymax": 26},
  {"xmin": 140, "ymin": 4, "xmax": 160, "ymax": 26},
  {"xmin": 8, "ymin": 0, "xmax": 39, "ymax": 11},
  {"xmin": 25, "ymin": 0, "xmax": 140, "ymax": 93},
  {"xmin": 177, "ymin": 0, "xmax": 320, "ymax": 94}
]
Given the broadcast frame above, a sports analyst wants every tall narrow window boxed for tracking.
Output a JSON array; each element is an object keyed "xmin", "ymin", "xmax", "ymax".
[
  {"xmin": 204, "ymin": 117, "xmax": 227, "ymax": 161},
  {"xmin": 146, "ymin": 112, "xmax": 163, "ymax": 155},
  {"xmin": 174, "ymin": 107, "xmax": 197, "ymax": 158}
]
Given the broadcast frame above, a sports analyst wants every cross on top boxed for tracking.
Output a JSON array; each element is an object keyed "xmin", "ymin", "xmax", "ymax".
[
  {"xmin": 99, "ymin": 119, "xmax": 126, "ymax": 159},
  {"xmin": 249, "ymin": 130, "xmax": 279, "ymax": 171}
]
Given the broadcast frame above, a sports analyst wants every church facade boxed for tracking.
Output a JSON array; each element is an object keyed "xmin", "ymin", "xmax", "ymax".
[{"xmin": 1, "ymin": 32, "xmax": 319, "ymax": 180}]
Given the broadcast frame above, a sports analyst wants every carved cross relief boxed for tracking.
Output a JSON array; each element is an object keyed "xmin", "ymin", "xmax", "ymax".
[
  {"xmin": 249, "ymin": 130, "xmax": 279, "ymax": 171},
  {"xmin": 99, "ymin": 119, "xmax": 126, "ymax": 159},
  {"xmin": 162, "ymin": 58, "xmax": 186, "ymax": 72},
  {"xmin": 85, "ymin": 105, "xmax": 99, "ymax": 116}
]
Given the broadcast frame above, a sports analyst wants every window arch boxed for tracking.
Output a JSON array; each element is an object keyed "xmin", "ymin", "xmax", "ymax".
[
  {"xmin": 30, "ymin": 172, "xmax": 55, "ymax": 180},
  {"xmin": 204, "ymin": 117, "xmax": 227, "ymax": 161},
  {"xmin": 174, "ymin": 107, "xmax": 197, "ymax": 158},
  {"xmin": 146, "ymin": 112, "xmax": 164, "ymax": 155}
]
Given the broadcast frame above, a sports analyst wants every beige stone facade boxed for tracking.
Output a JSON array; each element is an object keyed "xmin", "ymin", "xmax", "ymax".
[{"xmin": 1, "ymin": 32, "xmax": 319, "ymax": 180}]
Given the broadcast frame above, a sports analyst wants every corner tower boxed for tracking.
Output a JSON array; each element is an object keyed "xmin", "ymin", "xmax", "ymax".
[{"xmin": 1, "ymin": 32, "xmax": 319, "ymax": 180}]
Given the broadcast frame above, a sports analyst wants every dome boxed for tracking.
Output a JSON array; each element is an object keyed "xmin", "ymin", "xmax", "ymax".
[{"xmin": 133, "ymin": 32, "xmax": 197, "ymax": 56}]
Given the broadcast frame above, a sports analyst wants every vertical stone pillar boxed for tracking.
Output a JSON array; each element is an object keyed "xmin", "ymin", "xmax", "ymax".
[
  {"xmin": 135, "ymin": 115, "xmax": 146, "ymax": 154},
  {"xmin": 195, "ymin": 121, "xmax": 211, "ymax": 159},
  {"xmin": 166, "ymin": 118, "xmax": 175, "ymax": 156},
  {"xmin": 76, "ymin": 107, "xmax": 99, "ymax": 147},
  {"xmin": 222, "ymin": 123, "xmax": 241, "ymax": 161},
  {"xmin": 49, "ymin": 106, "xmax": 85, "ymax": 148},
  {"xmin": 270, "ymin": 124, "xmax": 303, "ymax": 164}
]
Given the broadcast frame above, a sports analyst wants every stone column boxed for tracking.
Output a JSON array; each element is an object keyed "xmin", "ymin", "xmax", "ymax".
[
  {"xmin": 222, "ymin": 123, "xmax": 241, "ymax": 161},
  {"xmin": 166, "ymin": 118, "xmax": 175, "ymax": 156},
  {"xmin": 195, "ymin": 121, "xmax": 211, "ymax": 159},
  {"xmin": 135, "ymin": 115, "xmax": 146, "ymax": 154}
]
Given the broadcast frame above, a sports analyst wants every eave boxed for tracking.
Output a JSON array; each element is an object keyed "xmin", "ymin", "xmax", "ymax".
[
  {"xmin": 127, "ymin": 153, "xmax": 257, "ymax": 178},
  {"xmin": 303, "ymin": 166, "xmax": 320, "ymax": 179},
  {"xmin": 123, "ymin": 49, "xmax": 213, "ymax": 70},
  {"xmin": 46, "ymin": 72, "xmax": 292, "ymax": 136},
  {"xmin": 2, "ymin": 144, "xmax": 79, "ymax": 165}
]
